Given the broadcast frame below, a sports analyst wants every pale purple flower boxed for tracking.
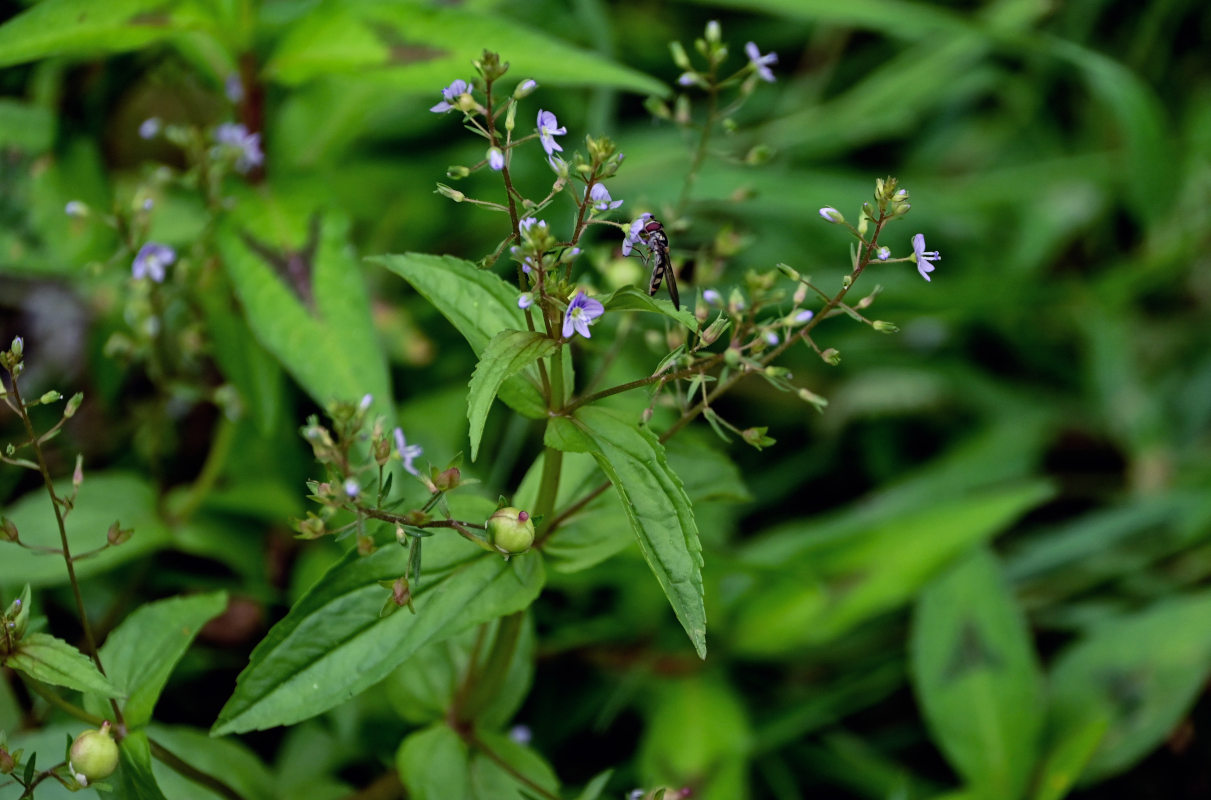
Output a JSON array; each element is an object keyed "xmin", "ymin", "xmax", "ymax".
[
  {"xmin": 563, "ymin": 291, "xmax": 604, "ymax": 339},
  {"xmin": 142, "ymin": 198, "xmax": 154, "ymax": 211},
  {"xmin": 518, "ymin": 292, "xmax": 534, "ymax": 310},
  {"xmin": 139, "ymin": 117, "xmax": 161, "ymax": 139},
  {"xmin": 746, "ymin": 42, "xmax": 778, "ymax": 83},
  {"xmin": 64, "ymin": 201, "xmax": 87, "ymax": 218},
  {"xmin": 795, "ymin": 309, "xmax": 814, "ymax": 323},
  {"xmin": 131, "ymin": 242, "xmax": 175, "ymax": 282},
  {"xmin": 588, "ymin": 183, "xmax": 623, "ymax": 211},
  {"xmin": 911, "ymin": 233, "xmax": 941, "ymax": 282},
  {"xmin": 819, "ymin": 207, "xmax": 843, "ymax": 223},
  {"xmin": 430, "ymin": 79, "xmax": 471, "ymax": 113},
  {"xmin": 678, "ymin": 73, "xmax": 697, "ymax": 86},
  {"xmin": 488, "ymin": 147, "xmax": 504, "ymax": 171},
  {"xmin": 537, "ymin": 110, "xmax": 566, "ymax": 159},
  {"xmin": 359, "ymin": 393, "xmax": 373, "ymax": 411},
  {"xmin": 225, "ymin": 74, "xmax": 244, "ymax": 104},
  {"xmin": 514, "ymin": 79, "xmax": 538, "ymax": 98},
  {"xmin": 703, "ymin": 289, "xmax": 722, "ymax": 306},
  {"xmin": 344, "ymin": 478, "xmax": 360, "ymax": 498},
  {"xmin": 621, "ymin": 213, "xmax": 652, "ymax": 256},
  {"xmin": 520, "ymin": 217, "xmax": 544, "ymax": 234},
  {"xmin": 509, "ymin": 725, "xmax": 532, "ymax": 745},
  {"xmin": 214, "ymin": 123, "xmax": 263, "ymax": 173},
  {"xmin": 765, "ymin": 332, "xmax": 780, "ymax": 346},
  {"xmin": 393, "ymin": 427, "xmax": 424, "ymax": 476},
  {"xmin": 877, "ymin": 246, "xmax": 891, "ymax": 261}
]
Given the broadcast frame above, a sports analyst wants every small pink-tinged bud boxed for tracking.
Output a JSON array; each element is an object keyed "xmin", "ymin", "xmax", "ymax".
[
  {"xmin": 391, "ymin": 578, "xmax": 411, "ymax": 607},
  {"xmin": 820, "ymin": 348, "xmax": 841, "ymax": 366},
  {"xmin": 296, "ymin": 514, "xmax": 326, "ymax": 540},
  {"xmin": 486, "ymin": 507, "xmax": 535, "ymax": 555},
  {"xmin": 357, "ymin": 535, "xmax": 376, "ymax": 556},
  {"xmin": 434, "ymin": 467, "xmax": 462, "ymax": 492},
  {"xmin": 1, "ymin": 517, "xmax": 17, "ymax": 543},
  {"xmin": 0, "ymin": 745, "xmax": 14, "ymax": 774},
  {"xmin": 72, "ymin": 455, "xmax": 84, "ymax": 489},
  {"xmin": 70, "ymin": 721, "xmax": 119, "ymax": 785},
  {"xmin": 64, "ymin": 392, "xmax": 84, "ymax": 418}
]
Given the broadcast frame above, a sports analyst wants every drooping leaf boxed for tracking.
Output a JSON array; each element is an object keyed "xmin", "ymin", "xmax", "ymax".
[
  {"xmin": 3, "ymin": 633, "xmax": 122, "ymax": 698},
  {"xmin": 374, "ymin": 252, "xmax": 546, "ymax": 418},
  {"xmin": 574, "ymin": 770, "xmax": 614, "ymax": 800},
  {"xmin": 1030, "ymin": 716, "xmax": 1107, "ymax": 800},
  {"xmin": 911, "ymin": 548, "xmax": 1044, "ymax": 800},
  {"xmin": 147, "ymin": 723, "xmax": 276, "ymax": 800},
  {"xmin": 1047, "ymin": 589, "xmax": 1211, "ymax": 783},
  {"xmin": 468, "ymin": 730, "xmax": 561, "ymax": 799},
  {"xmin": 212, "ymin": 534, "xmax": 544, "ymax": 735},
  {"xmin": 84, "ymin": 593, "xmax": 228, "ymax": 727},
  {"xmin": 467, "ymin": 330, "xmax": 557, "ymax": 461},
  {"xmin": 545, "ymin": 408, "xmax": 706, "ymax": 658}
]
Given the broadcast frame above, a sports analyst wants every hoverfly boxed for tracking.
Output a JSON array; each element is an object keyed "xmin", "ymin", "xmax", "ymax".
[{"xmin": 637, "ymin": 217, "xmax": 679, "ymax": 311}]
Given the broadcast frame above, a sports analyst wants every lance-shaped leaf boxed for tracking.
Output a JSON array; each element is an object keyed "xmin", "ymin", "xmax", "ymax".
[
  {"xmin": 467, "ymin": 330, "xmax": 557, "ymax": 461},
  {"xmin": 375, "ymin": 253, "xmax": 548, "ymax": 418},
  {"xmin": 83, "ymin": 593, "xmax": 228, "ymax": 727},
  {"xmin": 217, "ymin": 203, "xmax": 393, "ymax": 418},
  {"xmin": 545, "ymin": 408, "xmax": 706, "ymax": 658},
  {"xmin": 601, "ymin": 285, "xmax": 699, "ymax": 330},
  {"xmin": 212, "ymin": 535, "xmax": 544, "ymax": 735},
  {"xmin": 911, "ymin": 547, "xmax": 1044, "ymax": 800},
  {"xmin": 4, "ymin": 633, "xmax": 123, "ymax": 697}
]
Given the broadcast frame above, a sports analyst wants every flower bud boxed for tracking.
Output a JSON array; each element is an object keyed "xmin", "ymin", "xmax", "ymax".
[
  {"xmin": 0, "ymin": 746, "xmax": 14, "ymax": 774},
  {"xmin": 357, "ymin": 534, "xmax": 376, "ymax": 556},
  {"xmin": 39, "ymin": 390, "xmax": 61, "ymax": 405},
  {"xmin": 724, "ymin": 347, "xmax": 741, "ymax": 367},
  {"xmin": 872, "ymin": 320, "xmax": 899, "ymax": 334},
  {"xmin": 65, "ymin": 201, "xmax": 89, "ymax": 218},
  {"xmin": 72, "ymin": 455, "xmax": 84, "ymax": 489},
  {"xmin": 64, "ymin": 392, "xmax": 84, "ymax": 418},
  {"xmin": 445, "ymin": 165, "xmax": 470, "ymax": 179},
  {"xmin": 705, "ymin": 19, "xmax": 721, "ymax": 42},
  {"xmin": 10, "ymin": 336, "xmax": 23, "ymax": 359},
  {"xmin": 433, "ymin": 467, "xmax": 461, "ymax": 492},
  {"xmin": 700, "ymin": 316, "xmax": 729, "ymax": 345},
  {"xmin": 798, "ymin": 387, "xmax": 829, "ymax": 411},
  {"xmin": 818, "ymin": 207, "xmax": 844, "ymax": 224},
  {"xmin": 513, "ymin": 79, "xmax": 537, "ymax": 99},
  {"xmin": 776, "ymin": 263, "xmax": 800, "ymax": 281},
  {"xmin": 296, "ymin": 514, "xmax": 326, "ymax": 540},
  {"xmin": 669, "ymin": 41, "xmax": 691, "ymax": 70},
  {"xmin": 486, "ymin": 507, "xmax": 535, "ymax": 555},
  {"xmin": 820, "ymin": 348, "xmax": 841, "ymax": 366},
  {"xmin": 436, "ymin": 184, "xmax": 466, "ymax": 202},
  {"xmin": 70, "ymin": 722, "xmax": 119, "ymax": 785}
]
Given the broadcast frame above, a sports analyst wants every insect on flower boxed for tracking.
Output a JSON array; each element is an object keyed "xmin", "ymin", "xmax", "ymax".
[{"xmin": 637, "ymin": 217, "xmax": 679, "ymax": 311}]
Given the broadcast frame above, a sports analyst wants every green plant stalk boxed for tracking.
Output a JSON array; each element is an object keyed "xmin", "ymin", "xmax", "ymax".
[
  {"xmin": 167, "ymin": 413, "xmax": 238, "ymax": 523},
  {"xmin": 5, "ymin": 375, "xmax": 123, "ymax": 726}
]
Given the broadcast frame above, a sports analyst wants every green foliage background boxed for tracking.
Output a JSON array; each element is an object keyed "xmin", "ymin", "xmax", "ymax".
[{"xmin": 2, "ymin": 0, "xmax": 1211, "ymax": 798}]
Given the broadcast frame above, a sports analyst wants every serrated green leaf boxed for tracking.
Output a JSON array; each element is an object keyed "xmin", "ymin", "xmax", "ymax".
[
  {"xmin": 3, "ymin": 633, "xmax": 122, "ymax": 697},
  {"xmin": 1048, "ymin": 590, "xmax": 1211, "ymax": 783},
  {"xmin": 212, "ymin": 535, "xmax": 544, "ymax": 735},
  {"xmin": 911, "ymin": 548, "xmax": 1043, "ymax": 800},
  {"xmin": 97, "ymin": 729, "xmax": 168, "ymax": 800},
  {"xmin": 83, "ymin": 593, "xmax": 228, "ymax": 727},
  {"xmin": 216, "ymin": 200, "xmax": 393, "ymax": 417},
  {"xmin": 545, "ymin": 408, "xmax": 706, "ymax": 658},
  {"xmin": 468, "ymin": 330, "xmax": 557, "ymax": 461},
  {"xmin": 265, "ymin": 3, "xmax": 663, "ymax": 95},
  {"xmin": 0, "ymin": 473, "xmax": 173, "ymax": 588},
  {"xmin": 374, "ymin": 252, "xmax": 546, "ymax": 418},
  {"xmin": 601, "ymin": 285, "xmax": 699, "ymax": 330}
]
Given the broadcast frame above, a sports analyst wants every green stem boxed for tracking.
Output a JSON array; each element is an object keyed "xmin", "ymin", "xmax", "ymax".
[
  {"xmin": 149, "ymin": 739, "xmax": 246, "ymax": 800},
  {"xmin": 167, "ymin": 413, "xmax": 237, "ymax": 523},
  {"xmin": 24, "ymin": 680, "xmax": 106, "ymax": 726}
]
